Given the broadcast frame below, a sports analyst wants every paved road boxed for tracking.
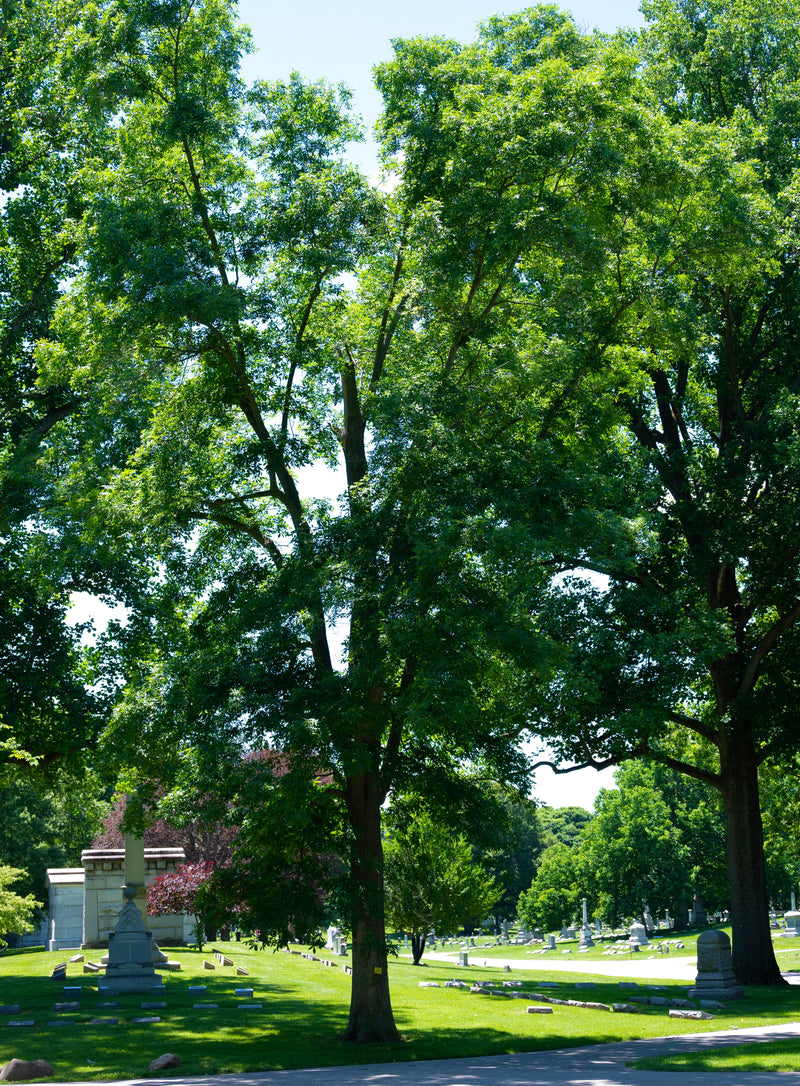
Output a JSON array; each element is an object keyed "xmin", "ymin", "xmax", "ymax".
[
  {"xmin": 419, "ymin": 952, "xmax": 699, "ymax": 983},
  {"xmin": 44, "ymin": 1023, "xmax": 800, "ymax": 1086}
]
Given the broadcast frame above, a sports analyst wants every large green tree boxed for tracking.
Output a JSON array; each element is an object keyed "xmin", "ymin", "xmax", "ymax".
[
  {"xmin": 0, "ymin": 865, "xmax": 39, "ymax": 944},
  {"xmin": 1, "ymin": 0, "xmax": 142, "ymax": 767},
  {"xmin": 43, "ymin": 0, "xmax": 651, "ymax": 1041},
  {"xmin": 538, "ymin": 806, "xmax": 593, "ymax": 851},
  {"xmin": 384, "ymin": 810, "xmax": 499, "ymax": 965},
  {"xmin": 527, "ymin": 0, "xmax": 800, "ymax": 985},
  {"xmin": 517, "ymin": 841, "xmax": 584, "ymax": 934},
  {"xmin": 580, "ymin": 772, "xmax": 692, "ymax": 927},
  {"xmin": 0, "ymin": 765, "xmax": 109, "ymax": 910}
]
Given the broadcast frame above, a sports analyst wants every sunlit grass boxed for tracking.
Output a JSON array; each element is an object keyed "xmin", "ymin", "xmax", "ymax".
[{"xmin": 1, "ymin": 943, "xmax": 799, "ymax": 1080}]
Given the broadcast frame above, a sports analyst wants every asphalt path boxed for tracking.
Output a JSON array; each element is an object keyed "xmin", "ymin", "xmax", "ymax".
[{"xmin": 43, "ymin": 1024, "xmax": 800, "ymax": 1086}]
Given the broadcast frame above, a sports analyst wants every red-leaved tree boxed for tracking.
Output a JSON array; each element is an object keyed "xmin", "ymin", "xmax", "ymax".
[
  {"xmin": 147, "ymin": 860, "xmax": 215, "ymax": 951},
  {"xmin": 93, "ymin": 795, "xmax": 237, "ymax": 866}
]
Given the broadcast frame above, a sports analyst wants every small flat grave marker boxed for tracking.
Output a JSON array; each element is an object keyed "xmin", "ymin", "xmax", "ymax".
[
  {"xmin": 69, "ymin": 954, "xmax": 84, "ymax": 964},
  {"xmin": 97, "ymin": 1001, "xmax": 120, "ymax": 1009},
  {"xmin": 236, "ymin": 966, "xmax": 249, "ymax": 976},
  {"xmin": 203, "ymin": 961, "xmax": 215, "ymax": 970},
  {"xmin": 63, "ymin": 987, "xmax": 81, "ymax": 996},
  {"xmin": 141, "ymin": 1002, "xmax": 167, "ymax": 1009},
  {"xmin": 132, "ymin": 1016, "xmax": 161, "ymax": 1024},
  {"xmin": 88, "ymin": 1018, "xmax": 118, "ymax": 1026},
  {"xmin": 234, "ymin": 988, "xmax": 253, "ymax": 997},
  {"xmin": 188, "ymin": 986, "xmax": 207, "ymax": 993},
  {"xmin": 193, "ymin": 1003, "xmax": 218, "ymax": 1009},
  {"xmin": 53, "ymin": 1002, "xmax": 80, "ymax": 1012},
  {"xmin": 8, "ymin": 1021, "xmax": 35, "ymax": 1027},
  {"xmin": 237, "ymin": 1004, "xmax": 263, "ymax": 1010},
  {"xmin": 0, "ymin": 1006, "xmax": 21, "ymax": 1015}
]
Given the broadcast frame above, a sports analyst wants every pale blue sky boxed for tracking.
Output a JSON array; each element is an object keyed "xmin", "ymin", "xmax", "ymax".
[{"xmin": 236, "ymin": 0, "xmax": 645, "ymax": 174}]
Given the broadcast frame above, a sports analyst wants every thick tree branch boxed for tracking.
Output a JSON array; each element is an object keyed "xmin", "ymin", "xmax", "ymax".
[
  {"xmin": 531, "ymin": 737, "xmax": 722, "ymax": 791},
  {"xmin": 185, "ymin": 510, "xmax": 283, "ymax": 567},
  {"xmin": 739, "ymin": 599, "xmax": 800, "ymax": 696},
  {"xmin": 371, "ymin": 222, "xmax": 410, "ymax": 392},
  {"xmin": 282, "ymin": 278, "xmax": 323, "ymax": 438},
  {"xmin": 340, "ymin": 344, "xmax": 367, "ymax": 489},
  {"xmin": 667, "ymin": 711, "xmax": 718, "ymax": 743}
]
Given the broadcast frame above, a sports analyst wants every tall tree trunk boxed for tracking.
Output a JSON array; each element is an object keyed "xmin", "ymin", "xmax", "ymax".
[
  {"xmin": 719, "ymin": 728, "xmax": 785, "ymax": 986},
  {"xmin": 342, "ymin": 768, "xmax": 401, "ymax": 1043}
]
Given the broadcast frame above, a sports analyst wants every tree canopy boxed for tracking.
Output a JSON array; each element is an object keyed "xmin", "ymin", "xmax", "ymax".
[
  {"xmin": 7, "ymin": 0, "xmax": 800, "ymax": 1037},
  {"xmin": 525, "ymin": 0, "xmax": 800, "ymax": 984}
]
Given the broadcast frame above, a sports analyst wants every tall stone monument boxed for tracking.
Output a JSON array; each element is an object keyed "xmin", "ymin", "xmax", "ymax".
[
  {"xmin": 578, "ymin": 898, "xmax": 595, "ymax": 949},
  {"xmin": 103, "ymin": 885, "xmax": 159, "ymax": 994},
  {"xmin": 124, "ymin": 831, "xmax": 147, "ymax": 914}
]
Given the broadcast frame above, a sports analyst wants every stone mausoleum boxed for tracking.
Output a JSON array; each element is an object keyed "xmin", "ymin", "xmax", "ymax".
[{"xmin": 45, "ymin": 847, "xmax": 190, "ymax": 951}]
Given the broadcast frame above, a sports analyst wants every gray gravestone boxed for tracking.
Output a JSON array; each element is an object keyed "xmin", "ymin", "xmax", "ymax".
[
  {"xmin": 783, "ymin": 910, "xmax": 800, "ymax": 936},
  {"xmin": 628, "ymin": 921, "xmax": 649, "ymax": 946},
  {"xmin": 689, "ymin": 894, "xmax": 708, "ymax": 927},
  {"xmin": 688, "ymin": 929, "xmax": 744, "ymax": 1000}
]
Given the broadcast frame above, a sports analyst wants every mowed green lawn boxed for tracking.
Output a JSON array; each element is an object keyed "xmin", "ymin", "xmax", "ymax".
[{"xmin": 1, "ymin": 943, "xmax": 800, "ymax": 1080}]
